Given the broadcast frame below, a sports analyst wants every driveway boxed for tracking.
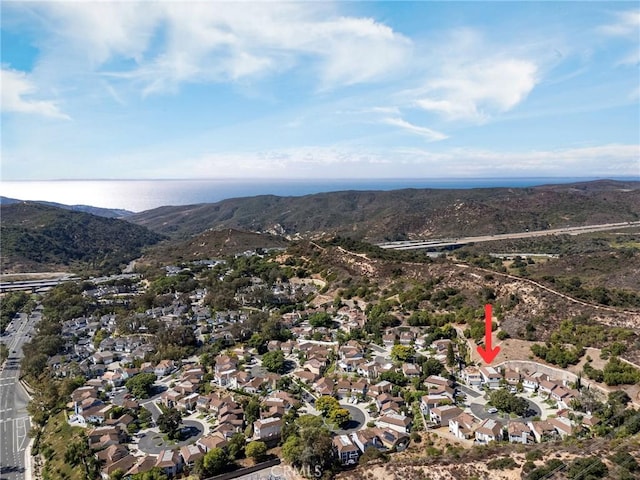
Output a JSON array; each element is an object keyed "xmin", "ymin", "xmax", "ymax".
[
  {"xmin": 137, "ymin": 419, "xmax": 205, "ymax": 455},
  {"xmin": 457, "ymin": 385, "xmax": 482, "ymax": 399}
]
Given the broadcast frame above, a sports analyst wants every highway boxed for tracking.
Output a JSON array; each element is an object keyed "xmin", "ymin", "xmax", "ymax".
[
  {"xmin": 0, "ymin": 310, "xmax": 40, "ymax": 480},
  {"xmin": 377, "ymin": 221, "xmax": 640, "ymax": 250}
]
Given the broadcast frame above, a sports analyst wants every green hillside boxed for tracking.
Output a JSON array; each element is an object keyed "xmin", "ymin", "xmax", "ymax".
[
  {"xmin": 128, "ymin": 180, "xmax": 640, "ymax": 241},
  {"xmin": 1, "ymin": 202, "xmax": 164, "ymax": 274}
]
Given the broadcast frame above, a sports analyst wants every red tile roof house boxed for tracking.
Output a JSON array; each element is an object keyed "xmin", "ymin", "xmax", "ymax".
[
  {"xmin": 527, "ymin": 420, "xmax": 560, "ymax": 443},
  {"xmin": 424, "ymin": 375, "xmax": 453, "ymax": 389},
  {"xmin": 197, "ymin": 432, "xmax": 228, "ymax": 452},
  {"xmin": 350, "ymin": 428, "xmax": 384, "ymax": 453},
  {"xmin": 549, "ymin": 417, "xmax": 574, "ymax": 438},
  {"xmin": 503, "ymin": 369, "xmax": 521, "ymax": 385},
  {"xmin": 462, "ymin": 367, "xmax": 482, "ymax": 388},
  {"xmin": 180, "ymin": 444, "xmax": 205, "ymax": 470},
  {"xmin": 449, "ymin": 413, "xmax": 480, "ymax": 440},
  {"xmin": 508, "ymin": 421, "xmax": 532, "ymax": 444},
  {"xmin": 376, "ymin": 413, "xmax": 412, "ymax": 433},
  {"xmin": 155, "ymin": 449, "xmax": 183, "ymax": 478},
  {"xmin": 429, "ymin": 405, "xmax": 463, "ymax": 427},
  {"xmin": 333, "ymin": 435, "xmax": 360, "ymax": 466},
  {"xmin": 475, "ymin": 418, "xmax": 503, "ymax": 444},
  {"xmin": 97, "ymin": 445, "xmax": 137, "ymax": 479}
]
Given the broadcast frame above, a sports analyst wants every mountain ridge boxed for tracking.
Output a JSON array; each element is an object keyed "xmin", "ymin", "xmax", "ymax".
[{"xmin": 126, "ymin": 180, "xmax": 640, "ymax": 241}]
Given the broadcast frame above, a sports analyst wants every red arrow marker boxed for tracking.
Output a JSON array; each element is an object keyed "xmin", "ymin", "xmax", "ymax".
[{"xmin": 477, "ymin": 304, "xmax": 500, "ymax": 364}]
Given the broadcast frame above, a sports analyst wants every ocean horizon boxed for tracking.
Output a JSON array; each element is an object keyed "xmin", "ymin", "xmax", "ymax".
[{"xmin": 2, "ymin": 177, "xmax": 638, "ymax": 213}]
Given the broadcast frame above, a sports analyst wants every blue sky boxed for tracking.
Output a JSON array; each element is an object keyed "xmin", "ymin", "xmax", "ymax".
[{"xmin": 1, "ymin": 1, "xmax": 639, "ymax": 180}]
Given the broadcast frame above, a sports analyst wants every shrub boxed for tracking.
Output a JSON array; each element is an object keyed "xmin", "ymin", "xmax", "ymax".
[{"xmin": 486, "ymin": 457, "xmax": 519, "ymax": 470}]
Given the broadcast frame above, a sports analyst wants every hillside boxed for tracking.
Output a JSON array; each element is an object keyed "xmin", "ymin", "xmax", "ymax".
[
  {"xmin": 127, "ymin": 180, "xmax": 640, "ymax": 241},
  {"xmin": 0, "ymin": 202, "xmax": 164, "ymax": 274},
  {"xmin": 141, "ymin": 228, "xmax": 289, "ymax": 264},
  {"xmin": 0, "ymin": 196, "xmax": 133, "ymax": 218}
]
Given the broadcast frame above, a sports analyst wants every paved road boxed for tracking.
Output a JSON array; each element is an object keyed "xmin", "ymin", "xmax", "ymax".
[
  {"xmin": 470, "ymin": 398, "xmax": 541, "ymax": 422},
  {"xmin": 377, "ymin": 221, "xmax": 640, "ymax": 250},
  {"xmin": 331, "ymin": 404, "xmax": 366, "ymax": 435},
  {"xmin": 0, "ymin": 310, "xmax": 40, "ymax": 480},
  {"xmin": 137, "ymin": 419, "xmax": 204, "ymax": 455}
]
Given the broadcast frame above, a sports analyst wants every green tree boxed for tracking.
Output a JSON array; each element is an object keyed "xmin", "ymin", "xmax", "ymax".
[
  {"xmin": 281, "ymin": 414, "xmax": 335, "ymax": 476},
  {"xmin": 199, "ymin": 447, "xmax": 229, "ymax": 477},
  {"xmin": 391, "ymin": 344, "xmax": 415, "ymax": 362},
  {"xmin": 227, "ymin": 432, "xmax": 246, "ymax": 460},
  {"xmin": 567, "ymin": 456, "xmax": 608, "ymax": 480},
  {"xmin": 489, "ymin": 388, "xmax": 528, "ymax": 416},
  {"xmin": 246, "ymin": 441, "xmax": 268, "ymax": 463},
  {"xmin": 328, "ymin": 407, "xmax": 351, "ymax": 428},
  {"xmin": 261, "ymin": 350, "xmax": 285, "ymax": 373},
  {"xmin": 315, "ymin": 396, "xmax": 340, "ymax": 416},
  {"xmin": 125, "ymin": 372, "xmax": 157, "ymax": 399},
  {"xmin": 308, "ymin": 312, "xmax": 334, "ymax": 328},
  {"xmin": 446, "ymin": 342, "xmax": 455, "ymax": 367},
  {"xmin": 157, "ymin": 407, "xmax": 182, "ymax": 440}
]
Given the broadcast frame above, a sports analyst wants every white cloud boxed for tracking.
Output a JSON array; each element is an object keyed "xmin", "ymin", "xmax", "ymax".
[
  {"xmin": 414, "ymin": 58, "xmax": 539, "ymax": 123},
  {"xmin": 598, "ymin": 10, "xmax": 640, "ymax": 37},
  {"xmin": 26, "ymin": 2, "xmax": 411, "ymax": 94},
  {"xmin": 144, "ymin": 143, "xmax": 639, "ymax": 179},
  {"xmin": 1, "ymin": 67, "xmax": 69, "ymax": 119},
  {"xmin": 382, "ymin": 117, "xmax": 448, "ymax": 142}
]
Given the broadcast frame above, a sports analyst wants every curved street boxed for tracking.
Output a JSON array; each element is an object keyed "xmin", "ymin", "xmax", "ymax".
[{"xmin": 137, "ymin": 419, "xmax": 205, "ymax": 455}]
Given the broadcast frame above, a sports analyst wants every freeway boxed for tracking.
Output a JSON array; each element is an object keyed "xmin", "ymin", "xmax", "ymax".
[
  {"xmin": 0, "ymin": 276, "xmax": 79, "ymax": 293},
  {"xmin": 0, "ymin": 310, "xmax": 40, "ymax": 480},
  {"xmin": 377, "ymin": 221, "xmax": 640, "ymax": 250}
]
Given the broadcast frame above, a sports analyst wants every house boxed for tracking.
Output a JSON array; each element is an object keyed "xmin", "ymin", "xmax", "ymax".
[
  {"xmin": 376, "ymin": 428, "xmax": 410, "ymax": 451},
  {"xmin": 508, "ymin": 421, "xmax": 532, "ymax": 444},
  {"xmin": 294, "ymin": 370, "xmax": 318, "ymax": 384},
  {"xmin": 197, "ymin": 433, "xmax": 228, "ymax": 452},
  {"xmin": 382, "ymin": 333, "xmax": 396, "ymax": 347},
  {"xmin": 399, "ymin": 331, "xmax": 415, "ymax": 345},
  {"xmin": 503, "ymin": 369, "xmax": 520, "ymax": 385},
  {"xmin": 333, "ymin": 435, "xmax": 360, "ymax": 466},
  {"xmin": 155, "ymin": 360, "xmax": 176, "ymax": 377},
  {"xmin": 351, "ymin": 429, "xmax": 384, "ymax": 453},
  {"xmin": 180, "ymin": 444, "xmax": 205, "ymax": 470},
  {"xmin": 424, "ymin": 375, "xmax": 453, "ymax": 390},
  {"xmin": 430, "ymin": 405, "xmax": 462, "ymax": 427},
  {"xmin": 253, "ymin": 417, "xmax": 283, "ymax": 440},
  {"xmin": 376, "ymin": 414, "xmax": 412, "ymax": 433},
  {"xmin": 125, "ymin": 457, "xmax": 157, "ymax": 477},
  {"xmin": 421, "ymin": 394, "xmax": 450, "ymax": 413},
  {"xmin": 522, "ymin": 374, "xmax": 540, "ymax": 393},
  {"xmin": 462, "ymin": 367, "xmax": 482, "ymax": 387},
  {"xmin": 155, "ymin": 449, "xmax": 183, "ymax": 478},
  {"xmin": 527, "ymin": 420, "xmax": 559, "ymax": 443},
  {"xmin": 549, "ymin": 417, "xmax": 574, "ymax": 438},
  {"xmin": 479, "ymin": 366, "xmax": 501, "ymax": 389},
  {"xmin": 402, "ymin": 363, "xmax": 421, "ymax": 378},
  {"xmin": 475, "ymin": 418, "xmax": 503, "ymax": 443},
  {"xmin": 449, "ymin": 413, "xmax": 480, "ymax": 440}
]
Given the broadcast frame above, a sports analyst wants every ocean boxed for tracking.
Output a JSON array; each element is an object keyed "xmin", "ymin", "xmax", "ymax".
[{"xmin": 1, "ymin": 177, "xmax": 636, "ymax": 213}]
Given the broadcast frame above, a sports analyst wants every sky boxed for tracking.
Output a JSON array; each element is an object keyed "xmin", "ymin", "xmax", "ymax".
[{"xmin": 1, "ymin": 1, "xmax": 639, "ymax": 180}]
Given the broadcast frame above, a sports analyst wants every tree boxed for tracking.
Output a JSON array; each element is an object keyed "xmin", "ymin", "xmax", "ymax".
[
  {"xmin": 262, "ymin": 350, "xmax": 285, "ymax": 373},
  {"xmin": 125, "ymin": 373, "xmax": 157, "ymax": 399},
  {"xmin": 391, "ymin": 344, "xmax": 415, "ymax": 362},
  {"xmin": 282, "ymin": 414, "xmax": 335, "ymax": 476},
  {"xmin": 567, "ymin": 456, "xmax": 608, "ymax": 480},
  {"xmin": 246, "ymin": 441, "xmax": 268, "ymax": 463},
  {"xmin": 315, "ymin": 396, "xmax": 340, "ymax": 416},
  {"xmin": 200, "ymin": 447, "xmax": 229, "ymax": 477},
  {"xmin": 328, "ymin": 407, "xmax": 351, "ymax": 428},
  {"xmin": 308, "ymin": 312, "xmax": 334, "ymax": 328},
  {"xmin": 157, "ymin": 407, "xmax": 182, "ymax": 440},
  {"xmin": 446, "ymin": 342, "xmax": 455, "ymax": 367},
  {"xmin": 489, "ymin": 388, "xmax": 528, "ymax": 416},
  {"xmin": 227, "ymin": 432, "xmax": 246, "ymax": 460},
  {"xmin": 421, "ymin": 357, "xmax": 445, "ymax": 377}
]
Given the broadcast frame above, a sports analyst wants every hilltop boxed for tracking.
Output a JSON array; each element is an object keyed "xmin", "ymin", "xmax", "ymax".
[
  {"xmin": 0, "ymin": 202, "xmax": 163, "ymax": 274},
  {"xmin": 126, "ymin": 180, "xmax": 640, "ymax": 240}
]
